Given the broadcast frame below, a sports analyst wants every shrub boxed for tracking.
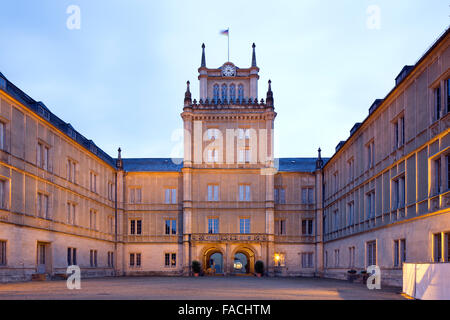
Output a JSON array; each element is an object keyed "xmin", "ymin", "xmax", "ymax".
[
  {"xmin": 255, "ymin": 260, "xmax": 264, "ymax": 274},
  {"xmin": 192, "ymin": 260, "xmax": 201, "ymax": 274}
]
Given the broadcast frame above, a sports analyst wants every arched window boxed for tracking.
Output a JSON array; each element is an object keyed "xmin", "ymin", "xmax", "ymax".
[
  {"xmin": 221, "ymin": 84, "xmax": 228, "ymax": 103},
  {"xmin": 229, "ymin": 84, "xmax": 236, "ymax": 103},
  {"xmin": 213, "ymin": 84, "xmax": 220, "ymax": 104},
  {"xmin": 238, "ymin": 85, "xmax": 244, "ymax": 103}
]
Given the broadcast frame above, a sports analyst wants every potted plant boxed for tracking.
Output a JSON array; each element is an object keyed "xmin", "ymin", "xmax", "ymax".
[
  {"xmin": 360, "ymin": 270, "xmax": 369, "ymax": 284},
  {"xmin": 192, "ymin": 260, "xmax": 201, "ymax": 277},
  {"xmin": 347, "ymin": 269, "xmax": 357, "ymax": 282},
  {"xmin": 254, "ymin": 260, "xmax": 264, "ymax": 277}
]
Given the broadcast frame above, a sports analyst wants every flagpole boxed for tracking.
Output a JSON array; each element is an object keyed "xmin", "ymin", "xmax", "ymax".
[{"xmin": 227, "ymin": 28, "xmax": 230, "ymax": 62}]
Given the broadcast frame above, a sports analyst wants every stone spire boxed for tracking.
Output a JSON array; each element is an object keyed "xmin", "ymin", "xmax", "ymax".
[
  {"xmin": 251, "ymin": 43, "xmax": 257, "ymax": 67},
  {"xmin": 200, "ymin": 43, "xmax": 206, "ymax": 68},
  {"xmin": 116, "ymin": 147, "xmax": 123, "ymax": 170},
  {"xmin": 184, "ymin": 81, "xmax": 192, "ymax": 106},
  {"xmin": 316, "ymin": 147, "xmax": 324, "ymax": 170},
  {"xmin": 266, "ymin": 80, "xmax": 274, "ymax": 106}
]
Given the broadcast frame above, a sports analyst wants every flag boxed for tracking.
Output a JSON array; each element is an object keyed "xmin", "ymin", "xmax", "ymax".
[{"xmin": 220, "ymin": 29, "xmax": 229, "ymax": 36}]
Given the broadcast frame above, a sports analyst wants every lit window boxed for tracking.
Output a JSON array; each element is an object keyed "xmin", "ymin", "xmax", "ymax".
[{"xmin": 274, "ymin": 253, "xmax": 285, "ymax": 267}]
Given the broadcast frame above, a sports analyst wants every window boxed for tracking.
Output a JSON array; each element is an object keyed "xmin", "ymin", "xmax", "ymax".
[
  {"xmin": 434, "ymin": 158, "xmax": 441, "ymax": 195},
  {"xmin": 333, "ymin": 172, "xmax": 339, "ymax": 192},
  {"xmin": 130, "ymin": 219, "xmax": 142, "ymax": 235},
  {"xmin": 367, "ymin": 241, "xmax": 377, "ymax": 266},
  {"xmin": 67, "ymin": 202, "xmax": 76, "ymax": 225},
  {"xmin": 392, "ymin": 176, "xmax": 405, "ymax": 209},
  {"xmin": 334, "ymin": 249, "xmax": 340, "ymax": 267},
  {"xmin": 239, "ymin": 218, "xmax": 250, "ymax": 234},
  {"xmin": 129, "ymin": 188, "xmax": 142, "ymax": 204},
  {"xmin": 302, "ymin": 252, "xmax": 313, "ymax": 268},
  {"xmin": 37, "ymin": 192, "xmax": 49, "ymax": 219},
  {"xmin": 238, "ymin": 128, "xmax": 250, "ymax": 140},
  {"xmin": 333, "ymin": 210, "xmax": 339, "ymax": 231},
  {"xmin": 221, "ymin": 84, "xmax": 227, "ymax": 102},
  {"xmin": 0, "ymin": 179, "xmax": 6, "ymax": 209},
  {"xmin": 238, "ymin": 85, "xmax": 244, "ymax": 103},
  {"xmin": 347, "ymin": 158, "xmax": 354, "ymax": 182},
  {"xmin": 275, "ymin": 219, "xmax": 286, "ymax": 235},
  {"xmin": 394, "ymin": 239, "xmax": 406, "ymax": 267},
  {"xmin": 325, "ymin": 251, "xmax": 328, "ymax": 268},
  {"xmin": 238, "ymin": 147, "xmax": 251, "ymax": 163},
  {"xmin": 208, "ymin": 218, "xmax": 219, "ymax": 234},
  {"xmin": 165, "ymin": 188, "xmax": 177, "ymax": 204},
  {"xmin": 165, "ymin": 219, "xmax": 176, "ymax": 235},
  {"xmin": 213, "ymin": 84, "xmax": 220, "ymax": 104},
  {"xmin": 67, "ymin": 159, "xmax": 77, "ymax": 183},
  {"xmin": 0, "ymin": 121, "xmax": 5, "ymax": 150},
  {"xmin": 447, "ymin": 155, "xmax": 450, "ymax": 191},
  {"xmin": 89, "ymin": 172, "xmax": 97, "ymax": 193},
  {"xmin": 274, "ymin": 253, "xmax": 285, "ymax": 267},
  {"xmin": 301, "ymin": 187, "xmax": 314, "ymax": 204},
  {"xmin": 207, "ymin": 128, "xmax": 220, "ymax": 140},
  {"xmin": 165, "ymin": 253, "xmax": 177, "ymax": 268},
  {"xmin": 230, "ymin": 84, "xmax": 236, "ymax": 102},
  {"xmin": 129, "ymin": 253, "xmax": 141, "ymax": 267},
  {"xmin": 89, "ymin": 209, "xmax": 97, "ymax": 230},
  {"xmin": 348, "ymin": 247, "xmax": 355, "ymax": 268},
  {"xmin": 238, "ymin": 184, "xmax": 251, "ymax": 201},
  {"xmin": 446, "ymin": 78, "xmax": 450, "ymax": 113},
  {"xmin": 347, "ymin": 202, "xmax": 354, "ymax": 226},
  {"xmin": 394, "ymin": 116, "xmax": 405, "ymax": 149},
  {"xmin": 108, "ymin": 216, "xmax": 114, "ymax": 234},
  {"xmin": 207, "ymin": 184, "xmax": 219, "ymax": 201},
  {"xmin": 108, "ymin": 182, "xmax": 114, "ymax": 201},
  {"xmin": 366, "ymin": 191, "xmax": 375, "ymax": 219},
  {"xmin": 367, "ymin": 141, "xmax": 375, "ymax": 169},
  {"xmin": 67, "ymin": 247, "xmax": 77, "ymax": 266},
  {"xmin": 274, "ymin": 188, "xmax": 286, "ymax": 204},
  {"xmin": 0, "ymin": 241, "xmax": 6, "ymax": 265},
  {"xmin": 108, "ymin": 251, "xmax": 114, "ymax": 268},
  {"xmin": 90, "ymin": 250, "xmax": 98, "ymax": 267},
  {"xmin": 434, "ymin": 86, "xmax": 441, "ymax": 121},
  {"xmin": 37, "ymin": 142, "xmax": 49, "ymax": 170},
  {"xmin": 433, "ymin": 233, "xmax": 442, "ymax": 262},
  {"xmin": 302, "ymin": 219, "xmax": 313, "ymax": 235}
]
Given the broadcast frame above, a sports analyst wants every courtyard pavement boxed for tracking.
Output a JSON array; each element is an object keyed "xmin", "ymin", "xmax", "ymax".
[{"xmin": 0, "ymin": 276, "xmax": 405, "ymax": 300}]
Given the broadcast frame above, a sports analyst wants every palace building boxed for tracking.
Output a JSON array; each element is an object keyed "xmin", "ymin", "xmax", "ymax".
[{"xmin": 0, "ymin": 28, "xmax": 448, "ymax": 286}]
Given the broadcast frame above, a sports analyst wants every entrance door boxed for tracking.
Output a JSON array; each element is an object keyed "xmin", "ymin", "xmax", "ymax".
[{"xmin": 37, "ymin": 243, "xmax": 47, "ymax": 274}]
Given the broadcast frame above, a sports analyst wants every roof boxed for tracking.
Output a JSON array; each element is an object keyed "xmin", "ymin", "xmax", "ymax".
[
  {"xmin": 0, "ymin": 72, "xmax": 116, "ymax": 168},
  {"xmin": 121, "ymin": 157, "xmax": 328, "ymax": 173},
  {"xmin": 122, "ymin": 158, "xmax": 184, "ymax": 172},
  {"xmin": 277, "ymin": 158, "xmax": 329, "ymax": 172}
]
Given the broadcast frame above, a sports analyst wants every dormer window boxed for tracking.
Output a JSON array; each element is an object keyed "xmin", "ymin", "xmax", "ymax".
[
  {"xmin": 221, "ymin": 84, "xmax": 228, "ymax": 103},
  {"xmin": 213, "ymin": 84, "xmax": 220, "ymax": 104}
]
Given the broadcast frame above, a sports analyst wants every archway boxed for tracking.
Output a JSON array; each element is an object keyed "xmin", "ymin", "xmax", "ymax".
[
  {"xmin": 203, "ymin": 247, "xmax": 224, "ymax": 275},
  {"xmin": 232, "ymin": 246, "xmax": 256, "ymax": 274}
]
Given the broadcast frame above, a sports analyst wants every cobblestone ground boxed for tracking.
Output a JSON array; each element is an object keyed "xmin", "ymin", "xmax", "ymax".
[{"xmin": 0, "ymin": 276, "xmax": 405, "ymax": 300}]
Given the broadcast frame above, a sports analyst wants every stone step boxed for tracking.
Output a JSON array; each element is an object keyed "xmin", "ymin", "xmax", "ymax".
[{"xmin": 31, "ymin": 273, "xmax": 48, "ymax": 281}]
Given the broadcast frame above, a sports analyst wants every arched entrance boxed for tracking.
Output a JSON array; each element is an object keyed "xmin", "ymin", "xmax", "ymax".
[
  {"xmin": 232, "ymin": 247, "xmax": 256, "ymax": 274},
  {"xmin": 203, "ymin": 247, "xmax": 224, "ymax": 275}
]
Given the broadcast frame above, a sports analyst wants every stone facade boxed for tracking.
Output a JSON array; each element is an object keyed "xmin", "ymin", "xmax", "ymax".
[{"xmin": 0, "ymin": 29, "xmax": 449, "ymax": 286}]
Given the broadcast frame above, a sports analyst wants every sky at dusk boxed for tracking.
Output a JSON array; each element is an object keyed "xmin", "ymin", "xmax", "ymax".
[{"xmin": 0, "ymin": 0, "xmax": 448, "ymax": 159}]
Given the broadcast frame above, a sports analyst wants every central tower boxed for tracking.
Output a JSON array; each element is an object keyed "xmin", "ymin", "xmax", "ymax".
[{"xmin": 180, "ymin": 43, "xmax": 278, "ymax": 276}]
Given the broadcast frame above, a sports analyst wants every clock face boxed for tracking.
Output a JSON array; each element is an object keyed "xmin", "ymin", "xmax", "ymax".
[{"xmin": 222, "ymin": 64, "xmax": 235, "ymax": 77}]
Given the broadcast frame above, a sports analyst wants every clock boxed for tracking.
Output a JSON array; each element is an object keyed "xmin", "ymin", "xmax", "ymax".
[{"xmin": 222, "ymin": 64, "xmax": 236, "ymax": 77}]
